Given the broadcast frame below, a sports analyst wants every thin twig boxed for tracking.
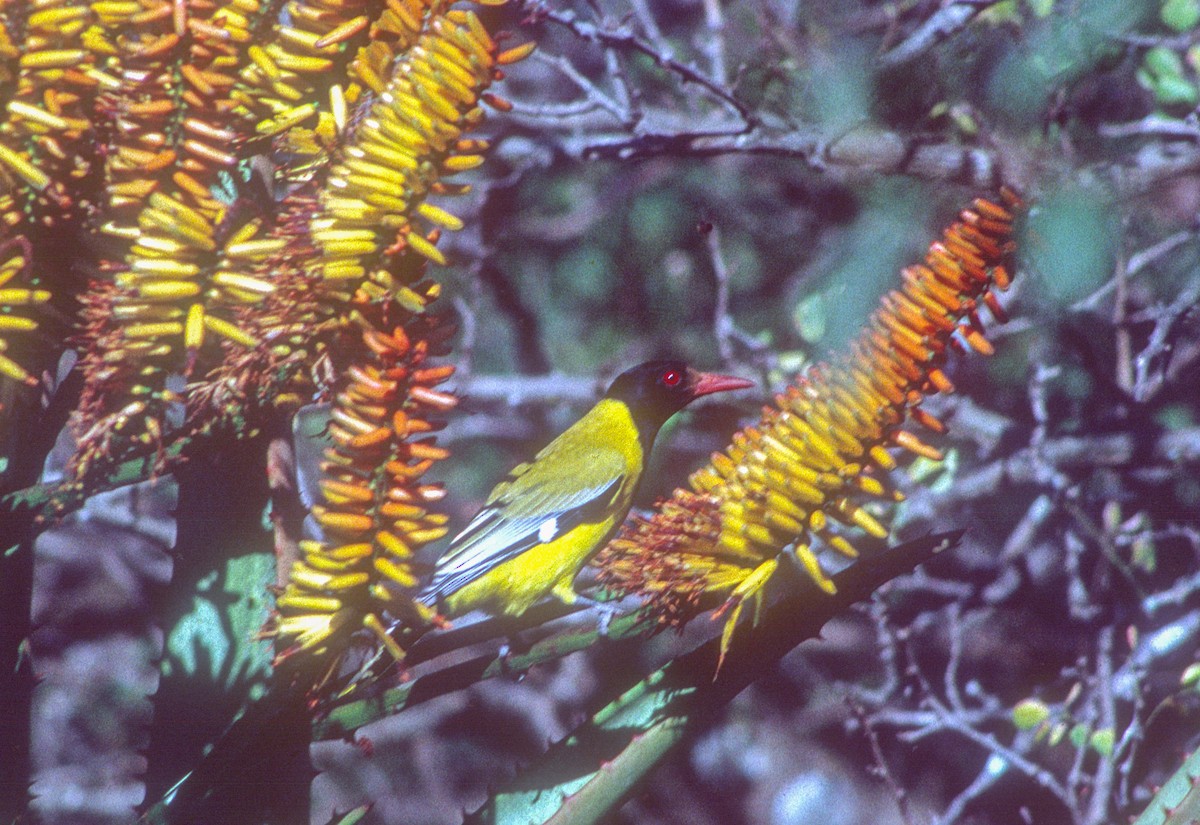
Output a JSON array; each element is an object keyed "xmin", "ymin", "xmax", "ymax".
[
  {"xmin": 530, "ymin": 50, "xmax": 628, "ymax": 122},
  {"xmin": 1098, "ymin": 113, "xmax": 1200, "ymax": 140},
  {"xmin": 847, "ymin": 696, "xmax": 916, "ymax": 825},
  {"xmin": 626, "ymin": 0, "xmax": 668, "ymax": 50},
  {"xmin": 877, "ymin": 0, "xmax": 1002, "ymax": 69},
  {"xmin": 699, "ymin": 0, "xmax": 729, "ymax": 83},
  {"xmin": 704, "ymin": 223, "xmax": 740, "ymax": 366},
  {"xmin": 1113, "ymin": 246, "xmax": 1134, "ymax": 395},
  {"xmin": 923, "ymin": 693, "xmax": 1073, "ymax": 806},
  {"xmin": 1131, "ymin": 281, "xmax": 1200, "ymax": 402},
  {"xmin": 932, "ymin": 763, "xmax": 1006, "ymax": 825},
  {"xmin": 1082, "ymin": 228, "xmax": 1200, "ymax": 310},
  {"xmin": 533, "ymin": 2, "xmax": 757, "ymax": 127},
  {"xmin": 1083, "ymin": 629, "xmax": 1118, "ymax": 825}
]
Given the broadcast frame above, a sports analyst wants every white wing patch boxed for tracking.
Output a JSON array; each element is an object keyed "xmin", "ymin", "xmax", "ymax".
[
  {"xmin": 423, "ymin": 472, "xmax": 627, "ymax": 602},
  {"xmin": 537, "ymin": 517, "xmax": 559, "ymax": 543}
]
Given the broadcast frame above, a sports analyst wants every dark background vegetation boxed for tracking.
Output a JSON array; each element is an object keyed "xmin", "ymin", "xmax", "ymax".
[{"xmin": 13, "ymin": 0, "xmax": 1200, "ymax": 823}]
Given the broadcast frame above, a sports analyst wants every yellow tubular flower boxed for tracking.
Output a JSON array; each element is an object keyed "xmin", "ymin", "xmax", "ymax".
[{"xmin": 268, "ymin": 1, "xmax": 535, "ymax": 676}]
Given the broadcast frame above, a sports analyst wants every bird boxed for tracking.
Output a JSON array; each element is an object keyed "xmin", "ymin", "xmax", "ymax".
[{"xmin": 421, "ymin": 360, "xmax": 754, "ymax": 622}]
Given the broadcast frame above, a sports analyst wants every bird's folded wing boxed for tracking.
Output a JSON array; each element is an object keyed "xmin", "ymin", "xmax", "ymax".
[{"xmin": 426, "ymin": 446, "xmax": 628, "ymax": 598}]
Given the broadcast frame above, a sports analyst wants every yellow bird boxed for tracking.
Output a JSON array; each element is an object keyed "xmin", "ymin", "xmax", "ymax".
[{"xmin": 423, "ymin": 360, "xmax": 754, "ymax": 620}]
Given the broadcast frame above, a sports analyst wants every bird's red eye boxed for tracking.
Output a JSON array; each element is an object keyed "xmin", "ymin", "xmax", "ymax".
[{"xmin": 661, "ymin": 369, "xmax": 682, "ymax": 387}]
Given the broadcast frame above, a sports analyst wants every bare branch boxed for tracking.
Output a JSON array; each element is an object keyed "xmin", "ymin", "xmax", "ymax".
[
  {"xmin": 877, "ymin": 1, "xmax": 1001, "ymax": 69},
  {"xmin": 532, "ymin": 2, "xmax": 757, "ymax": 127},
  {"xmin": 899, "ymin": 426, "xmax": 1200, "ymax": 523},
  {"xmin": 698, "ymin": 0, "xmax": 729, "ymax": 83},
  {"xmin": 1131, "ymin": 280, "xmax": 1200, "ymax": 402}
]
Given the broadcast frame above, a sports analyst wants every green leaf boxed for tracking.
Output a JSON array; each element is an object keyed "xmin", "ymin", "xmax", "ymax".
[
  {"xmin": 1089, "ymin": 728, "xmax": 1115, "ymax": 757},
  {"xmin": 1102, "ymin": 501, "xmax": 1122, "ymax": 531},
  {"xmin": 1012, "ymin": 698, "xmax": 1051, "ymax": 730},
  {"xmin": 1047, "ymin": 721, "xmax": 1068, "ymax": 746},
  {"xmin": 1145, "ymin": 45, "xmax": 1186, "ymax": 79},
  {"xmin": 1162, "ymin": 0, "xmax": 1200, "ymax": 31},
  {"xmin": 1154, "ymin": 74, "xmax": 1200, "ymax": 105},
  {"xmin": 949, "ymin": 104, "xmax": 980, "ymax": 135},
  {"xmin": 1069, "ymin": 722, "xmax": 1090, "ymax": 749},
  {"xmin": 1131, "ymin": 535, "xmax": 1157, "ymax": 573},
  {"xmin": 1027, "ymin": 0, "xmax": 1055, "ymax": 17},
  {"xmin": 326, "ymin": 805, "xmax": 372, "ymax": 825}
]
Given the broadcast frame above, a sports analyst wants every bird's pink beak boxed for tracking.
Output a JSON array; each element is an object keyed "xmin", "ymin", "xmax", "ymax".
[{"xmin": 689, "ymin": 371, "xmax": 756, "ymax": 398}]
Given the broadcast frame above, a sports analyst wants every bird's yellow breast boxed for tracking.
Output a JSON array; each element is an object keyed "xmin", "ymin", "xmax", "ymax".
[
  {"xmin": 441, "ymin": 519, "xmax": 618, "ymax": 617},
  {"xmin": 441, "ymin": 398, "xmax": 645, "ymax": 617}
]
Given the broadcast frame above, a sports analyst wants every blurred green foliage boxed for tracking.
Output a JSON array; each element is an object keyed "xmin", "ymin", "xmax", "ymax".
[
  {"xmin": 1156, "ymin": 403, "xmax": 1197, "ymax": 430},
  {"xmin": 802, "ymin": 39, "xmax": 875, "ymax": 135},
  {"xmin": 1026, "ymin": 0, "xmax": 1056, "ymax": 18},
  {"xmin": 1127, "ymin": 0, "xmax": 1200, "ymax": 108},
  {"xmin": 1022, "ymin": 184, "xmax": 1118, "ymax": 305},
  {"xmin": 795, "ymin": 179, "xmax": 931, "ymax": 351},
  {"xmin": 1161, "ymin": 0, "xmax": 1200, "ymax": 30},
  {"xmin": 478, "ymin": 158, "xmax": 820, "ymax": 374},
  {"xmin": 1138, "ymin": 45, "xmax": 1199, "ymax": 106},
  {"xmin": 988, "ymin": 0, "xmax": 1151, "ymax": 122}
]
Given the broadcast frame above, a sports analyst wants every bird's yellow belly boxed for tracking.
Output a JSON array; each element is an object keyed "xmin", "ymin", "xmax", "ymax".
[{"xmin": 442, "ymin": 520, "xmax": 615, "ymax": 618}]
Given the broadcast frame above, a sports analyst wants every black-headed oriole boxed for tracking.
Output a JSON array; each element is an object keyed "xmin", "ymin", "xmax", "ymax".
[{"xmin": 422, "ymin": 360, "xmax": 754, "ymax": 619}]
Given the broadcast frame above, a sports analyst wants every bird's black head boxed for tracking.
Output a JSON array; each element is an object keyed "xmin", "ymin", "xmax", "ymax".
[{"xmin": 604, "ymin": 360, "xmax": 754, "ymax": 438}]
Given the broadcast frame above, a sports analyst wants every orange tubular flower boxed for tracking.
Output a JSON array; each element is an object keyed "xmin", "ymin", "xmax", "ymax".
[
  {"xmin": 597, "ymin": 189, "xmax": 1024, "ymax": 660},
  {"xmin": 272, "ymin": 313, "xmax": 456, "ymax": 673}
]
